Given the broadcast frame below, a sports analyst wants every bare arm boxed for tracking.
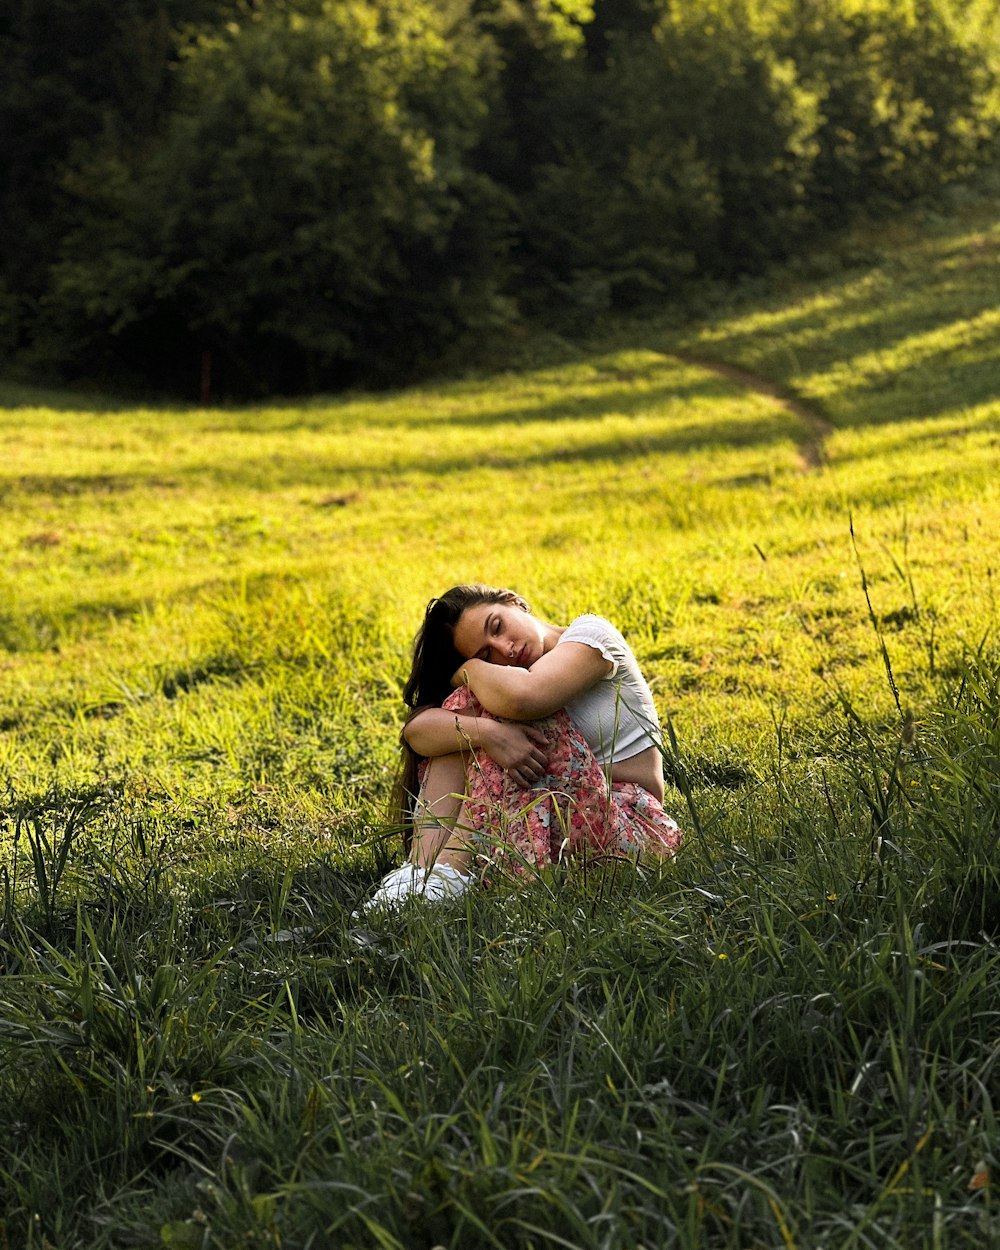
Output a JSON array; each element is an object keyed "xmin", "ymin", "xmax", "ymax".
[
  {"xmin": 402, "ymin": 705, "xmax": 549, "ymax": 780},
  {"xmin": 402, "ymin": 706, "xmax": 493, "ymax": 758},
  {"xmin": 454, "ymin": 642, "xmax": 611, "ymax": 721}
]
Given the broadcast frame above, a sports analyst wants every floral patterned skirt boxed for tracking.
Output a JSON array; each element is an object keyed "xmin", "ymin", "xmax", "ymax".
[{"xmin": 420, "ymin": 688, "xmax": 682, "ymax": 874}]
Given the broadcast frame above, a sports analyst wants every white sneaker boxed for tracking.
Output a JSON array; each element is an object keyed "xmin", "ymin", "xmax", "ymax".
[{"xmin": 358, "ymin": 862, "xmax": 473, "ymax": 914}]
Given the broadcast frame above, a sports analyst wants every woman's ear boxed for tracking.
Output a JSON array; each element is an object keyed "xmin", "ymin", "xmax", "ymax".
[{"xmin": 498, "ymin": 590, "xmax": 530, "ymax": 613}]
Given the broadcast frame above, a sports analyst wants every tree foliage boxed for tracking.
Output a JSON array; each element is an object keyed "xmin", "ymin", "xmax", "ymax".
[
  {"xmin": 43, "ymin": 1, "xmax": 508, "ymax": 390},
  {"xmin": 507, "ymin": 0, "xmax": 998, "ymax": 313},
  {"xmin": 1, "ymin": 0, "xmax": 997, "ymax": 393}
]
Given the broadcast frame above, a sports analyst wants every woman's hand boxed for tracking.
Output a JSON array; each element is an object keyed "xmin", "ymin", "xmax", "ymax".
[{"xmin": 484, "ymin": 720, "xmax": 550, "ymax": 788}]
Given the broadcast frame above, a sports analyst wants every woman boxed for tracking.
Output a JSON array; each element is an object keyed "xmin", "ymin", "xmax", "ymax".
[{"xmin": 364, "ymin": 584, "xmax": 681, "ymax": 910}]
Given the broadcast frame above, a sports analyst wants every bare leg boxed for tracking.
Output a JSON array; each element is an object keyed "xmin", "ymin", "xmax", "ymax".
[{"xmin": 411, "ymin": 752, "xmax": 475, "ymax": 874}]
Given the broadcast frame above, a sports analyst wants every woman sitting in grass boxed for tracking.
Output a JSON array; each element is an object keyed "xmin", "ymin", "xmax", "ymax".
[{"xmin": 364, "ymin": 584, "xmax": 682, "ymax": 911}]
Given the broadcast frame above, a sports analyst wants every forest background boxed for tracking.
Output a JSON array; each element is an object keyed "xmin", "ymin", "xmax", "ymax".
[{"xmin": 2, "ymin": 0, "xmax": 999, "ymax": 398}]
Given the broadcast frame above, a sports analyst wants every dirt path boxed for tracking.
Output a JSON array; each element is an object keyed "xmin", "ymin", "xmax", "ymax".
[{"xmin": 672, "ymin": 349, "xmax": 833, "ymax": 469}]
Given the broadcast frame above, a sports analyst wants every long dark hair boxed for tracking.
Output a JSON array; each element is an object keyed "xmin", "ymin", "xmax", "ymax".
[{"xmin": 389, "ymin": 583, "xmax": 528, "ymax": 850}]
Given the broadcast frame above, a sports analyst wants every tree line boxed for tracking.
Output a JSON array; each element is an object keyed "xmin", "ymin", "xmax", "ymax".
[{"xmin": 1, "ymin": 0, "xmax": 997, "ymax": 397}]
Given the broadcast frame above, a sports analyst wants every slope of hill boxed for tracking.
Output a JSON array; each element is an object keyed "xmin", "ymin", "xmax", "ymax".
[{"xmin": 0, "ymin": 190, "xmax": 997, "ymax": 1248}]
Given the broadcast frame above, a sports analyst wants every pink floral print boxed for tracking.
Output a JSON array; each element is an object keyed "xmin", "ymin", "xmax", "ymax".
[{"xmin": 419, "ymin": 688, "xmax": 682, "ymax": 876}]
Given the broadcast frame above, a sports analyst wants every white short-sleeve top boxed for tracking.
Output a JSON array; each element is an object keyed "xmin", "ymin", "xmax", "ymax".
[{"xmin": 557, "ymin": 615, "xmax": 662, "ymax": 765}]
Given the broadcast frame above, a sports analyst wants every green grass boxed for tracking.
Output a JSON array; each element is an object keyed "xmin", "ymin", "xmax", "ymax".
[{"xmin": 1, "ymin": 186, "xmax": 999, "ymax": 1247}]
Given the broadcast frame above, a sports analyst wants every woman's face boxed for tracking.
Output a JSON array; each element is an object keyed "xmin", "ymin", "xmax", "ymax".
[{"xmin": 452, "ymin": 601, "xmax": 549, "ymax": 668}]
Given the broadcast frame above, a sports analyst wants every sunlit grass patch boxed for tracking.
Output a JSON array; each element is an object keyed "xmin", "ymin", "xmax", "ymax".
[
  {"xmin": 673, "ymin": 199, "xmax": 1000, "ymax": 432},
  {"xmin": 1, "ymin": 190, "xmax": 999, "ymax": 1246}
]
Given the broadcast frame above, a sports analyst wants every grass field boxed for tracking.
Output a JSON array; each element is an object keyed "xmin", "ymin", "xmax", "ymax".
[{"xmin": 1, "ymin": 186, "xmax": 999, "ymax": 1248}]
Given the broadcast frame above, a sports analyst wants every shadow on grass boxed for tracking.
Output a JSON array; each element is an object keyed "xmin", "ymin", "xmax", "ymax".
[
  {"xmin": 661, "ymin": 201, "xmax": 1000, "ymax": 430},
  {"xmin": 0, "ymin": 381, "xmax": 138, "ymax": 413},
  {"xmin": 2, "ymin": 366, "xmax": 818, "ymax": 502},
  {"xmin": 190, "ymin": 406, "xmax": 805, "ymax": 485}
]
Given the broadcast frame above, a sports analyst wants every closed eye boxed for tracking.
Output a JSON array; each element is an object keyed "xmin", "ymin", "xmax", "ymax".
[{"xmin": 477, "ymin": 614, "xmax": 502, "ymax": 662}]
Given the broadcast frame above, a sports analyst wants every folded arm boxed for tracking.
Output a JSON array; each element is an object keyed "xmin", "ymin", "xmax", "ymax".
[
  {"xmin": 402, "ymin": 705, "xmax": 549, "ymax": 780},
  {"xmin": 403, "ymin": 706, "xmax": 492, "ymax": 758},
  {"xmin": 454, "ymin": 642, "xmax": 611, "ymax": 721}
]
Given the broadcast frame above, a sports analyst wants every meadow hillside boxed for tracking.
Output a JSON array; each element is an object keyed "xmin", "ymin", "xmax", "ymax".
[{"xmin": 0, "ymin": 190, "xmax": 998, "ymax": 1247}]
